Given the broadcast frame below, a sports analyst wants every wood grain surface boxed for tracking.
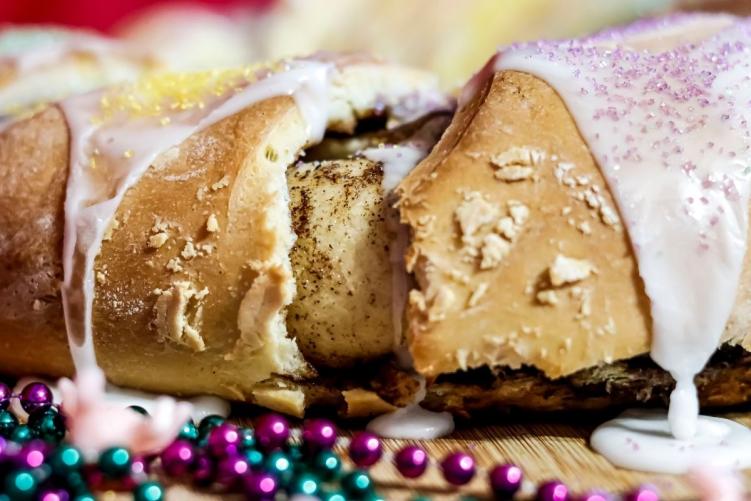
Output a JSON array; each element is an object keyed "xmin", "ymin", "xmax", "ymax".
[{"xmin": 100, "ymin": 411, "xmax": 751, "ymax": 500}]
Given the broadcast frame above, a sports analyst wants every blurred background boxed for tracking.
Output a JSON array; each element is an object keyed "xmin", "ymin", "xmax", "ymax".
[{"xmin": 1, "ymin": 0, "xmax": 749, "ymax": 87}]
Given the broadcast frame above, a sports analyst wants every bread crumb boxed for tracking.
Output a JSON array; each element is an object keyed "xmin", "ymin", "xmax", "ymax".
[
  {"xmin": 495, "ymin": 217, "xmax": 518, "ymax": 241},
  {"xmin": 480, "ymin": 233, "xmax": 511, "ymax": 269},
  {"xmin": 196, "ymin": 242, "xmax": 215, "ymax": 256},
  {"xmin": 536, "ymin": 289, "xmax": 559, "ymax": 305},
  {"xmin": 414, "ymin": 215, "xmax": 436, "ymax": 240},
  {"xmin": 583, "ymin": 188, "xmax": 601, "ymax": 209},
  {"xmin": 467, "ymin": 283, "xmax": 489, "ymax": 308},
  {"xmin": 549, "ymin": 254, "xmax": 595, "ymax": 286},
  {"xmin": 577, "ymin": 221, "xmax": 592, "ymax": 235},
  {"xmin": 554, "ymin": 162, "xmax": 575, "ymax": 184},
  {"xmin": 454, "ymin": 192, "xmax": 499, "ymax": 245},
  {"xmin": 181, "ymin": 241, "xmax": 198, "ymax": 260},
  {"xmin": 427, "ymin": 286, "xmax": 454, "ymax": 322},
  {"xmin": 508, "ymin": 201, "xmax": 530, "ymax": 225},
  {"xmin": 206, "ymin": 214, "xmax": 220, "ymax": 233},
  {"xmin": 447, "ymin": 269, "xmax": 471, "ymax": 285},
  {"xmin": 148, "ymin": 232, "xmax": 169, "ymax": 249},
  {"xmin": 102, "ymin": 218, "xmax": 120, "ymax": 242},
  {"xmin": 600, "ymin": 204, "xmax": 620, "ymax": 226},
  {"xmin": 561, "ymin": 206, "xmax": 572, "ymax": 216},
  {"xmin": 211, "ymin": 175, "xmax": 230, "ymax": 191},
  {"xmin": 455, "ymin": 349, "xmax": 469, "ymax": 371},
  {"xmin": 152, "ymin": 281, "xmax": 208, "ymax": 351},
  {"xmin": 494, "ymin": 166, "xmax": 534, "ymax": 181},
  {"xmin": 96, "ymin": 271, "xmax": 106, "ymax": 285},
  {"xmin": 166, "ymin": 258, "xmax": 183, "ymax": 273},
  {"xmin": 490, "ymin": 147, "xmax": 544, "ymax": 182},
  {"xmin": 32, "ymin": 299, "xmax": 42, "ymax": 311},
  {"xmin": 491, "ymin": 146, "xmax": 544, "ymax": 168}
]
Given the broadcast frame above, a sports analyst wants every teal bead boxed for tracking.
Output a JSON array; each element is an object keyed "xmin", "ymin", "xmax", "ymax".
[
  {"xmin": 264, "ymin": 450, "xmax": 293, "ymax": 484},
  {"xmin": 128, "ymin": 405, "xmax": 149, "ymax": 416},
  {"xmin": 198, "ymin": 414, "xmax": 224, "ymax": 437},
  {"xmin": 289, "ymin": 471, "xmax": 321, "ymax": 496},
  {"xmin": 0, "ymin": 494, "xmax": 10, "ymax": 501},
  {"xmin": 321, "ymin": 490, "xmax": 348, "ymax": 501},
  {"xmin": 243, "ymin": 448, "xmax": 264, "ymax": 469},
  {"xmin": 98, "ymin": 446, "xmax": 132, "ymax": 478},
  {"xmin": 342, "ymin": 470, "xmax": 374, "ymax": 496},
  {"xmin": 64, "ymin": 471, "xmax": 88, "ymax": 494},
  {"xmin": 133, "ymin": 480, "xmax": 165, "ymax": 501},
  {"xmin": 238, "ymin": 427, "xmax": 255, "ymax": 450},
  {"xmin": 177, "ymin": 419, "xmax": 199, "ymax": 442},
  {"xmin": 410, "ymin": 497, "xmax": 431, "ymax": 501},
  {"xmin": 4, "ymin": 469, "xmax": 37, "ymax": 499},
  {"xmin": 0, "ymin": 409, "xmax": 17, "ymax": 437},
  {"xmin": 362, "ymin": 492, "xmax": 385, "ymax": 501},
  {"xmin": 313, "ymin": 449, "xmax": 342, "ymax": 480},
  {"xmin": 286, "ymin": 443, "xmax": 304, "ymax": 462},
  {"xmin": 72, "ymin": 494, "xmax": 96, "ymax": 501},
  {"xmin": 10, "ymin": 424, "xmax": 35, "ymax": 443},
  {"xmin": 28, "ymin": 408, "xmax": 66, "ymax": 442},
  {"xmin": 50, "ymin": 444, "xmax": 83, "ymax": 474}
]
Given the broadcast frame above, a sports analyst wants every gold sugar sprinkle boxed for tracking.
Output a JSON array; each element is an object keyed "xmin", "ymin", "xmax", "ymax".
[{"xmin": 95, "ymin": 62, "xmax": 282, "ymax": 124}]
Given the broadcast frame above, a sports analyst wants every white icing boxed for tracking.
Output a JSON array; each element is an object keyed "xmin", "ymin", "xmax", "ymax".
[
  {"xmin": 466, "ymin": 14, "xmax": 751, "ymax": 471},
  {"xmin": 591, "ymin": 410, "xmax": 751, "ymax": 474},
  {"xmin": 361, "ymin": 114, "xmax": 450, "ymax": 367},
  {"xmin": 364, "ymin": 144, "xmax": 427, "ymax": 194},
  {"xmin": 362, "ymin": 144, "xmax": 428, "ymax": 367},
  {"xmin": 367, "ymin": 376, "xmax": 454, "ymax": 439}
]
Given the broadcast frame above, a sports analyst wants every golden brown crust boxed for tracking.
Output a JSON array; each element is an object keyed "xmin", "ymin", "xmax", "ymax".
[
  {"xmin": 399, "ymin": 70, "xmax": 652, "ymax": 379},
  {"xmin": 0, "ymin": 106, "xmax": 73, "ymax": 376},
  {"xmin": 399, "ymin": 69, "xmax": 751, "ymax": 384},
  {"xmin": 94, "ymin": 95, "xmax": 311, "ymax": 398}
]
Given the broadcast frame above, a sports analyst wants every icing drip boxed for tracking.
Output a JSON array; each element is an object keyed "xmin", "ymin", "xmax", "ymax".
[
  {"xmin": 367, "ymin": 376, "xmax": 454, "ymax": 440},
  {"xmin": 59, "ymin": 367, "xmax": 192, "ymax": 458},
  {"xmin": 362, "ymin": 142, "xmax": 435, "ymax": 365},
  {"xmin": 58, "ymin": 61, "xmax": 333, "ymax": 452},
  {"xmin": 591, "ymin": 410, "xmax": 751, "ymax": 474},
  {"xmin": 468, "ymin": 13, "xmax": 751, "ymax": 471}
]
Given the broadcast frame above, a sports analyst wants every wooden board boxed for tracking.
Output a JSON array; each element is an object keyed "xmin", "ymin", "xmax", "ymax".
[{"xmin": 104, "ymin": 411, "xmax": 751, "ymax": 500}]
